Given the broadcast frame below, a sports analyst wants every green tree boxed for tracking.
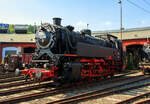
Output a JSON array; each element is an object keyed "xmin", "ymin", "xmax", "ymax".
[
  {"xmin": 27, "ymin": 25, "xmax": 36, "ymax": 34},
  {"xmin": 8, "ymin": 24, "xmax": 15, "ymax": 34}
]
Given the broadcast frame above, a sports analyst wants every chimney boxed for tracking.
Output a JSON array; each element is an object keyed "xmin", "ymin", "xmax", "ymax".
[{"xmin": 53, "ymin": 17, "xmax": 62, "ymax": 26}]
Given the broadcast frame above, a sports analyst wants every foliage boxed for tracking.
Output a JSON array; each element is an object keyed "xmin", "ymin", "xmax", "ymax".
[
  {"xmin": 27, "ymin": 25, "xmax": 36, "ymax": 34},
  {"xmin": 8, "ymin": 24, "xmax": 15, "ymax": 34}
]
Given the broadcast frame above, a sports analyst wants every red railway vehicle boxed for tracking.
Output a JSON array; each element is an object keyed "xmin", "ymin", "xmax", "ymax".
[{"xmin": 3, "ymin": 53, "xmax": 33, "ymax": 72}]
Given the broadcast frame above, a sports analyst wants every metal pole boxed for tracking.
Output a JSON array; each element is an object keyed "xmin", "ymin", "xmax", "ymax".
[
  {"xmin": 34, "ymin": 22, "xmax": 36, "ymax": 33},
  {"xmin": 118, "ymin": 0, "xmax": 122, "ymax": 41},
  {"xmin": 87, "ymin": 24, "xmax": 89, "ymax": 29}
]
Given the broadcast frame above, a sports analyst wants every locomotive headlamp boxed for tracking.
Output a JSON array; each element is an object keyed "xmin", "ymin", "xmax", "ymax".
[
  {"xmin": 22, "ymin": 63, "xmax": 25, "ymax": 67},
  {"xmin": 37, "ymin": 31, "xmax": 46, "ymax": 39},
  {"xmin": 15, "ymin": 68, "xmax": 21, "ymax": 76},
  {"xmin": 44, "ymin": 63, "xmax": 50, "ymax": 69},
  {"xmin": 38, "ymin": 31, "xmax": 47, "ymax": 43},
  {"xmin": 36, "ymin": 30, "xmax": 54, "ymax": 49}
]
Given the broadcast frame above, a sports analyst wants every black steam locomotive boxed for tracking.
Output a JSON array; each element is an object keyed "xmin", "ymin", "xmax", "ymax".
[
  {"xmin": 18, "ymin": 18, "xmax": 124, "ymax": 82},
  {"xmin": 139, "ymin": 43, "xmax": 150, "ymax": 74}
]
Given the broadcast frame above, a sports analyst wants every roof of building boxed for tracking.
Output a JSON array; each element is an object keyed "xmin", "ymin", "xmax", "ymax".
[
  {"xmin": 92, "ymin": 26, "xmax": 150, "ymax": 40},
  {"xmin": 0, "ymin": 34, "xmax": 35, "ymax": 43},
  {"xmin": 92, "ymin": 26, "xmax": 150, "ymax": 34},
  {"xmin": 0, "ymin": 26, "xmax": 150, "ymax": 43}
]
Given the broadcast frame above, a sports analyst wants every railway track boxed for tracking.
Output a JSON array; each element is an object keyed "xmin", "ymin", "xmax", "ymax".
[
  {"xmin": 46, "ymin": 78, "xmax": 150, "ymax": 104},
  {"xmin": 0, "ymin": 74, "xmax": 15, "ymax": 79},
  {"xmin": 0, "ymin": 85, "xmax": 68, "ymax": 104},
  {"xmin": 136, "ymin": 99, "xmax": 150, "ymax": 104},
  {"xmin": 0, "ymin": 76, "xmax": 24, "ymax": 83},
  {"xmin": 0, "ymin": 71, "xmax": 140, "ymax": 90},
  {"xmin": 0, "ymin": 82, "xmax": 53, "ymax": 96},
  {"xmin": 116, "ymin": 89, "xmax": 150, "ymax": 104},
  {"xmin": 0, "ymin": 73, "xmax": 16, "ymax": 79},
  {"xmin": 0, "ymin": 74, "xmax": 143, "ymax": 96},
  {"xmin": 0, "ymin": 75, "xmax": 149, "ymax": 104},
  {"xmin": 0, "ymin": 80, "xmax": 36, "ymax": 89},
  {"xmin": 0, "ymin": 70, "xmax": 137, "ymax": 85},
  {"xmin": 115, "ymin": 70, "xmax": 138, "ymax": 76}
]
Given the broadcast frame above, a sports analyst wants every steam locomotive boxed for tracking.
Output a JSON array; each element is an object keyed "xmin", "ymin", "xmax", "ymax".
[
  {"xmin": 139, "ymin": 43, "xmax": 150, "ymax": 74},
  {"xmin": 16, "ymin": 18, "xmax": 124, "ymax": 82},
  {"xmin": 3, "ymin": 53, "xmax": 33, "ymax": 72}
]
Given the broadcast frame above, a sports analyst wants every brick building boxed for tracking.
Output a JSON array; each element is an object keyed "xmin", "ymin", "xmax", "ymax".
[{"xmin": 0, "ymin": 34, "xmax": 36, "ymax": 63}]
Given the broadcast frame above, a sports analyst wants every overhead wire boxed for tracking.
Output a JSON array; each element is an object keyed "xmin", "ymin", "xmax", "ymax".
[{"xmin": 127, "ymin": 0, "xmax": 150, "ymax": 14}]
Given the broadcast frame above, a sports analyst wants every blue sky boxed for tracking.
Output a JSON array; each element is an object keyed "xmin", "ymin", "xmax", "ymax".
[{"xmin": 0, "ymin": 0, "xmax": 150, "ymax": 31}]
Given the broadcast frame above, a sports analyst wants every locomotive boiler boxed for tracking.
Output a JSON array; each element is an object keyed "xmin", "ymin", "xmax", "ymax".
[{"xmin": 17, "ymin": 18, "xmax": 124, "ymax": 82}]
